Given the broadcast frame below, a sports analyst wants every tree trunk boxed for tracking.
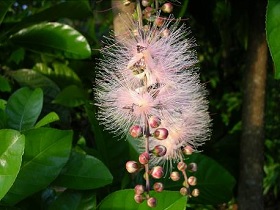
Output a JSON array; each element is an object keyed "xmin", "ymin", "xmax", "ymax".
[{"xmin": 238, "ymin": 0, "xmax": 268, "ymax": 209}]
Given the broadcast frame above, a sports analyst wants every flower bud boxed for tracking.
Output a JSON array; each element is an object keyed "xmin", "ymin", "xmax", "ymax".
[
  {"xmin": 148, "ymin": 116, "xmax": 161, "ymax": 128},
  {"xmin": 188, "ymin": 176, "xmax": 197, "ymax": 186},
  {"xmin": 134, "ymin": 184, "xmax": 145, "ymax": 195},
  {"xmin": 153, "ymin": 128, "xmax": 168, "ymax": 140},
  {"xmin": 161, "ymin": 3, "xmax": 173, "ymax": 13},
  {"xmin": 155, "ymin": 17, "xmax": 164, "ymax": 27},
  {"xmin": 177, "ymin": 161, "xmax": 187, "ymax": 171},
  {"xmin": 150, "ymin": 166, "xmax": 164, "ymax": 179},
  {"xmin": 170, "ymin": 171, "xmax": 180, "ymax": 181},
  {"xmin": 153, "ymin": 182, "xmax": 164, "ymax": 192},
  {"xmin": 143, "ymin": 7, "xmax": 154, "ymax": 19},
  {"xmin": 182, "ymin": 145, "xmax": 193, "ymax": 155},
  {"xmin": 192, "ymin": 188, "xmax": 200, "ymax": 197},
  {"xmin": 126, "ymin": 161, "xmax": 139, "ymax": 173},
  {"xmin": 152, "ymin": 145, "xmax": 167, "ymax": 157},
  {"xmin": 134, "ymin": 194, "xmax": 144, "ymax": 203},
  {"xmin": 141, "ymin": 0, "xmax": 150, "ymax": 7},
  {"xmin": 147, "ymin": 197, "xmax": 157, "ymax": 208},
  {"xmin": 179, "ymin": 187, "xmax": 188, "ymax": 196},
  {"xmin": 139, "ymin": 152, "xmax": 150, "ymax": 165},
  {"xmin": 161, "ymin": 28, "xmax": 170, "ymax": 37},
  {"xmin": 188, "ymin": 163, "xmax": 197, "ymax": 172},
  {"xmin": 123, "ymin": 0, "xmax": 131, "ymax": 6},
  {"xmin": 129, "ymin": 125, "xmax": 143, "ymax": 138}
]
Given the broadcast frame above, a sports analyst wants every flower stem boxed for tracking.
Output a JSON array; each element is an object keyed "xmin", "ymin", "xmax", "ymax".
[
  {"xmin": 136, "ymin": 0, "xmax": 143, "ymax": 28},
  {"xmin": 144, "ymin": 117, "xmax": 150, "ymax": 195}
]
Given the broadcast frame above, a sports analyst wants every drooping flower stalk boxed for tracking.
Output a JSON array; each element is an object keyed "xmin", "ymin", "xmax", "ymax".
[{"xmin": 95, "ymin": 0, "xmax": 211, "ymax": 207}]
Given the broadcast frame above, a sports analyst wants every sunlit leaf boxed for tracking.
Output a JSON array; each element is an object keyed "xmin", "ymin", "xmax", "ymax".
[
  {"xmin": 98, "ymin": 190, "xmax": 186, "ymax": 210},
  {"xmin": 1, "ymin": 128, "xmax": 73, "ymax": 205},
  {"xmin": 266, "ymin": 0, "xmax": 280, "ymax": 79},
  {"xmin": 9, "ymin": 22, "xmax": 91, "ymax": 59},
  {"xmin": 0, "ymin": 129, "xmax": 25, "ymax": 200},
  {"xmin": 34, "ymin": 112, "xmax": 59, "ymax": 128}
]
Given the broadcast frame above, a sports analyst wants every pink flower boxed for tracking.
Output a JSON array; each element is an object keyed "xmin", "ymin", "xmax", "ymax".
[{"xmin": 95, "ymin": 15, "xmax": 211, "ymax": 166}]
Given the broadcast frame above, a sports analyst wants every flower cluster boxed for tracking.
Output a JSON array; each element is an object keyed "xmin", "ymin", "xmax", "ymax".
[{"xmin": 95, "ymin": 1, "xmax": 211, "ymax": 207}]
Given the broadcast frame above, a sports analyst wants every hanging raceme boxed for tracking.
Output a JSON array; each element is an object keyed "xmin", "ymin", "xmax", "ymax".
[{"xmin": 95, "ymin": 0, "xmax": 211, "ymax": 207}]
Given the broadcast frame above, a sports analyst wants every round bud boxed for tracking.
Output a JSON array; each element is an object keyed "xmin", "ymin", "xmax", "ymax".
[
  {"xmin": 148, "ymin": 116, "xmax": 161, "ymax": 128},
  {"xmin": 155, "ymin": 17, "xmax": 164, "ymax": 27},
  {"xmin": 188, "ymin": 163, "xmax": 197, "ymax": 172},
  {"xmin": 123, "ymin": 0, "xmax": 131, "ymax": 6},
  {"xmin": 129, "ymin": 125, "xmax": 143, "ymax": 138},
  {"xmin": 179, "ymin": 187, "xmax": 188, "ymax": 196},
  {"xmin": 147, "ymin": 197, "xmax": 157, "ymax": 208},
  {"xmin": 134, "ymin": 184, "xmax": 145, "ymax": 195},
  {"xmin": 141, "ymin": 0, "xmax": 150, "ymax": 7},
  {"xmin": 153, "ymin": 128, "xmax": 169, "ymax": 140},
  {"xmin": 134, "ymin": 194, "xmax": 144, "ymax": 203},
  {"xmin": 139, "ymin": 152, "xmax": 150, "ymax": 165},
  {"xmin": 161, "ymin": 3, "xmax": 173, "ymax": 13},
  {"xmin": 177, "ymin": 161, "xmax": 187, "ymax": 171},
  {"xmin": 170, "ymin": 171, "xmax": 180, "ymax": 181},
  {"xmin": 152, "ymin": 145, "xmax": 167, "ymax": 157},
  {"xmin": 161, "ymin": 28, "xmax": 170, "ymax": 37},
  {"xmin": 153, "ymin": 182, "xmax": 164, "ymax": 192},
  {"xmin": 192, "ymin": 188, "xmax": 200, "ymax": 197},
  {"xmin": 126, "ymin": 161, "xmax": 139, "ymax": 173},
  {"xmin": 150, "ymin": 166, "xmax": 164, "ymax": 179},
  {"xmin": 143, "ymin": 7, "xmax": 153, "ymax": 19},
  {"xmin": 182, "ymin": 145, "xmax": 193, "ymax": 155},
  {"xmin": 188, "ymin": 176, "xmax": 197, "ymax": 186}
]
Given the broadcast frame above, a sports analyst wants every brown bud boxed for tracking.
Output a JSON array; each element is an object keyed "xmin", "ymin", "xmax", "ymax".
[
  {"xmin": 177, "ymin": 161, "xmax": 187, "ymax": 171},
  {"xmin": 170, "ymin": 171, "xmax": 180, "ymax": 181},
  {"xmin": 134, "ymin": 194, "xmax": 144, "ymax": 203},
  {"xmin": 150, "ymin": 166, "xmax": 164, "ymax": 179},
  {"xmin": 139, "ymin": 152, "xmax": 150, "ymax": 165},
  {"xmin": 134, "ymin": 185, "xmax": 145, "ymax": 195},
  {"xmin": 153, "ymin": 128, "xmax": 169, "ymax": 140},
  {"xmin": 147, "ymin": 197, "xmax": 157, "ymax": 207},
  {"xmin": 153, "ymin": 182, "xmax": 164, "ymax": 192},
  {"xmin": 126, "ymin": 161, "xmax": 139, "ymax": 173}
]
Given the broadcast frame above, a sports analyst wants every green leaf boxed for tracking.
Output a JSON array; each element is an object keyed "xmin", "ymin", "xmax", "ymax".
[
  {"xmin": 53, "ymin": 150, "xmax": 113, "ymax": 190},
  {"xmin": 53, "ymin": 85, "xmax": 88, "ymax": 107},
  {"xmin": 0, "ymin": 129, "xmax": 25, "ymax": 200},
  {"xmin": 9, "ymin": 22, "xmax": 91, "ymax": 59},
  {"xmin": 5, "ymin": 87, "xmax": 43, "ymax": 131},
  {"xmin": 48, "ymin": 190, "xmax": 96, "ymax": 210},
  {"xmin": 98, "ymin": 190, "xmax": 186, "ymax": 210},
  {"xmin": 1, "ymin": 128, "xmax": 73, "ymax": 205},
  {"xmin": 0, "ymin": 99, "xmax": 7, "ymax": 110},
  {"xmin": 8, "ymin": 48, "xmax": 25, "ymax": 65},
  {"xmin": 0, "ymin": 0, "xmax": 14, "ymax": 25},
  {"xmin": 34, "ymin": 62, "xmax": 82, "ymax": 89},
  {"xmin": 266, "ymin": 0, "xmax": 280, "ymax": 79},
  {"xmin": 34, "ymin": 112, "xmax": 59, "ymax": 128},
  {"xmin": 0, "ymin": 75, "xmax": 11, "ymax": 92},
  {"xmin": 9, "ymin": 69, "xmax": 60, "ymax": 98}
]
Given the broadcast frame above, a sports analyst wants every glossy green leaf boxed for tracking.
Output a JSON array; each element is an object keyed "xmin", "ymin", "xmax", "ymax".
[
  {"xmin": 0, "ymin": 99, "xmax": 7, "ymax": 110},
  {"xmin": 34, "ymin": 62, "xmax": 82, "ymax": 89},
  {"xmin": 53, "ymin": 85, "xmax": 88, "ymax": 107},
  {"xmin": 98, "ymin": 190, "xmax": 186, "ymax": 210},
  {"xmin": 34, "ymin": 112, "xmax": 59, "ymax": 128},
  {"xmin": 0, "ymin": 75, "xmax": 11, "ymax": 92},
  {"xmin": 0, "ymin": 0, "xmax": 14, "ymax": 25},
  {"xmin": 9, "ymin": 69, "xmax": 60, "ymax": 98},
  {"xmin": 266, "ymin": 0, "xmax": 280, "ymax": 79},
  {"xmin": 48, "ymin": 190, "xmax": 96, "ymax": 210},
  {"xmin": 5, "ymin": 87, "xmax": 43, "ymax": 131},
  {"xmin": 53, "ymin": 150, "xmax": 113, "ymax": 190},
  {"xmin": 9, "ymin": 22, "xmax": 91, "ymax": 59},
  {"xmin": 1, "ymin": 128, "xmax": 73, "ymax": 205},
  {"xmin": 0, "ymin": 129, "xmax": 25, "ymax": 200}
]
